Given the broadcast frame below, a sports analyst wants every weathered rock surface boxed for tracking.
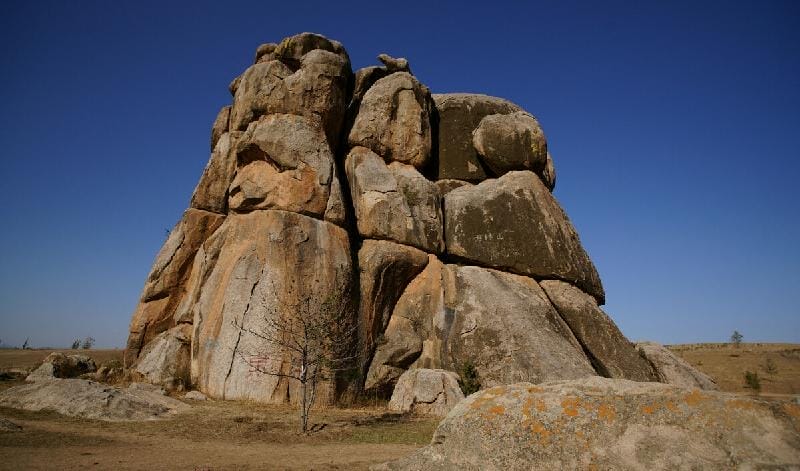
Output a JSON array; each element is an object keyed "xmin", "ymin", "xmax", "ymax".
[
  {"xmin": 351, "ymin": 66, "xmax": 389, "ymax": 107},
  {"xmin": 0, "ymin": 379, "xmax": 189, "ymax": 421},
  {"xmin": 188, "ymin": 210, "xmax": 355, "ymax": 403},
  {"xmin": 368, "ymin": 262, "xmax": 597, "ymax": 392},
  {"xmin": 346, "ymin": 146, "xmax": 443, "ymax": 252},
  {"xmin": 378, "ymin": 378, "xmax": 800, "ymax": 470},
  {"xmin": 358, "ymin": 240, "xmax": 429, "ymax": 381},
  {"xmin": 388, "ymin": 369, "xmax": 464, "ymax": 417},
  {"xmin": 130, "ymin": 324, "xmax": 191, "ymax": 390},
  {"xmin": 540, "ymin": 280, "xmax": 657, "ymax": 381},
  {"xmin": 365, "ymin": 254, "xmax": 444, "ymax": 393},
  {"xmin": 26, "ymin": 353, "xmax": 97, "ymax": 381},
  {"xmin": 127, "ymin": 33, "xmax": 661, "ymax": 407},
  {"xmin": 636, "ymin": 342, "xmax": 718, "ymax": 390},
  {"xmin": 125, "ymin": 208, "xmax": 224, "ymax": 366},
  {"xmin": 377, "ymin": 54, "xmax": 410, "ymax": 74},
  {"xmin": 272, "ymin": 32, "xmax": 348, "ymax": 68},
  {"xmin": 228, "ymin": 114, "xmax": 342, "ymax": 219},
  {"xmin": 184, "ymin": 390, "xmax": 207, "ymax": 401},
  {"xmin": 433, "ymin": 93, "xmax": 522, "ymax": 181},
  {"xmin": 191, "ymin": 131, "xmax": 241, "ymax": 214},
  {"xmin": 254, "ymin": 43, "xmax": 277, "ymax": 63},
  {"xmin": 443, "ymin": 266, "xmax": 596, "ymax": 386},
  {"xmin": 0, "ymin": 418, "xmax": 21, "ymax": 432},
  {"xmin": 210, "ymin": 105, "xmax": 231, "ymax": 151},
  {"xmin": 349, "ymin": 73, "xmax": 432, "ymax": 168},
  {"xmin": 444, "ymin": 171, "xmax": 604, "ymax": 303},
  {"xmin": 434, "ymin": 179, "xmax": 472, "ymax": 196},
  {"xmin": 542, "ymin": 151, "xmax": 556, "ymax": 191},
  {"xmin": 229, "ymin": 35, "xmax": 351, "ymax": 146},
  {"xmin": 472, "ymin": 111, "xmax": 547, "ymax": 176}
]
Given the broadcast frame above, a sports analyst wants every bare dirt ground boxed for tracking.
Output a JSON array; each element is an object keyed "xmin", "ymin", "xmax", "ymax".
[
  {"xmin": 1, "ymin": 345, "xmax": 798, "ymax": 470},
  {"xmin": 669, "ymin": 343, "xmax": 800, "ymax": 396},
  {"xmin": 0, "ymin": 349, "xmax": 436, "ymax": 470}
]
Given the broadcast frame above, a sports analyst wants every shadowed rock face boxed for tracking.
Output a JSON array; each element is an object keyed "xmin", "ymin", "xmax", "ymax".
[
  {"xmin": 377, "ymin": 378, "xmax": 800, "ymax": 470},
  {"xmin": 433, "ymin": 93, "xmax": 522, "ymax": 181},
  {"xmin": 125, "ymin": 32, "xmax": 685, "ymax": 406},
  {"xmin": 444, "ymin": 171, "xmax": 604, "ymax": 303}
]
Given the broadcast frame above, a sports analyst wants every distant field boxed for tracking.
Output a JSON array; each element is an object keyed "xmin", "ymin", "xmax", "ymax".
[
  {"xmin": 0, "ymin": 349, "xmax": 123, "ymax": 372},
  {"xmin": 0, "ymin": 344, "xmax": 797, "ymax": 469},
  {"xmin": 668, "ymin": 343, "xmax": 800, "ymax": 396}
]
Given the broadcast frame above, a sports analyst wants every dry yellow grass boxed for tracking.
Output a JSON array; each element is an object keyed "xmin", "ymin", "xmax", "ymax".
[{"xmin": 669, "ymin": 343, "xmax": 800, "ymax": 396}]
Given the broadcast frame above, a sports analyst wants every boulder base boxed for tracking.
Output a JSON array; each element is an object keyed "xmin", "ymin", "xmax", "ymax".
[
  {"xmin": 379, "ymin": 377, "xmax": 800, "ymax": 470},
  {"xmin": 388, "ymin": 369, "xmax": 465, "ymax": 417}
]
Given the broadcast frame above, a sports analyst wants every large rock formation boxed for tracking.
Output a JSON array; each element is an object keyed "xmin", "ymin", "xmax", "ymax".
[
  {"xmin": 124, "ymin": 32, "xmax": 693, "ymax": 404},
  {"xmin": 379, "ymin": 378, "xmax": 800, "ymax": 470}
]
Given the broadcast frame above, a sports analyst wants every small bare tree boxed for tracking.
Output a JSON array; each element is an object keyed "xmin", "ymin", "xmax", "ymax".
[
  {"xmin": 233, "ymin": 274, "xmax": 358, "ymax": 433},
  {"xmin": 731, "ymin": 330, "xmax": 743, "ymax": 348}
]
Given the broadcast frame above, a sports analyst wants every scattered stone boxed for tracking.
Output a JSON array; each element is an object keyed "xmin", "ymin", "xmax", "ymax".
[
  {"xmin": 0, "ymin": 378, "xmax": 189, "ymax": 421},
  {"xmin": 26, "ymin": 353, "xmax": 97, "ymax": 381},
  {"xmin": 349, "ymin": 73, "xmax": 433, "ymax": 168},
  {"xmin": 127, "ymin": 382, "xmax": 166, "ymax": 395},
  {"xmin": 636, "ymin": 342, "xmax": 718, "ymax": 390},
  {"xmin": 388, "ymin": 369, "xmax": 464, "ymax": 417},
  {"xmin": 184, "ymin": 390, "xmax": 207, "ymax": 401},
  {"xmin": 378, "ymin": 378, "xmax": 800, "ymax": 470}
]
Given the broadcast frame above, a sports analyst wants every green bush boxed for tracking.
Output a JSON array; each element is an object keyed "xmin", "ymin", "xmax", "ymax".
[
  {"xmin": 458, "ymin": 361, "xmax": 481, "ymax": 396},
  {"xmin": 743, "ymin": 370, "xmax": 761, "ymax": 393}
]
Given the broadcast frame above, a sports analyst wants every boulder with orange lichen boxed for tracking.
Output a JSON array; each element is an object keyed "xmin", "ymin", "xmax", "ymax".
[{"xmin": 375, "ymin": 377, "xmax": 800, "ymax": 470}]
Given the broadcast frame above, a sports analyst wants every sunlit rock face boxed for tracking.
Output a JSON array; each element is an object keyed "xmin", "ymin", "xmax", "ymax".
[{"xmin": 126, "ymin": 32, "xmax": 680, "ymax": 404}]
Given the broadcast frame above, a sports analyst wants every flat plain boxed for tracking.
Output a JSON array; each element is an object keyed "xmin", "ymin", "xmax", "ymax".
[{"xmin": 0, "ymin": 344, "xmax": 797, "ymax": 470}]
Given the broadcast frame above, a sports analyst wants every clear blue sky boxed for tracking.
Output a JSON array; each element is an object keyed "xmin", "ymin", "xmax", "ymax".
[{"xmin": 1, "ymin": 1, "xmax": 798, "ymax": 348}]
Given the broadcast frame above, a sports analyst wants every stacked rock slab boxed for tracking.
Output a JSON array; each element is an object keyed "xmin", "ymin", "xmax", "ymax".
[{"xmin": 126, "ymin": 32, "xmax": 686, "ymax": 404}]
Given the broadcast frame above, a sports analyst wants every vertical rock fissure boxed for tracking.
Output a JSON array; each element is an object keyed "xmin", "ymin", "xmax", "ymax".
[
  {"xmin": 539, "ymin": 285, "xmax": 610, "ymax": 378},
  {"xmin": 222, "ymin": 263, "xmax": 267, "ymax": 399}
]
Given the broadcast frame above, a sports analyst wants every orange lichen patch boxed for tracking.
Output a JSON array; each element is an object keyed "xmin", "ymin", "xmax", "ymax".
[
  {"xmin": 529, "ymin": 420, "xmax": 551, "ymax": 444},
  {"xmin": 783, "ymin": 403, "xmax": 800, "ymax": 418},
  {"xmin": 684, "ymin": 390, "xmax": 710, "ymax": 406},
  {"xmin": 535, "ymin": 398, "xmax": 546, "ymax": 412},
  {"xmin": 597, "ymin": 403, "xmax": 616, "ymax": 422},
  {"xmin": 562, "ymin": 397, "xmax": 581, "ymax": 417},
  {"xmin": 487, "ymin": 405, "xmax": 505, "ymax": 415},
  {"xmin": 664, "ymin": 401, "xmax": 679, "ymax": 412},
  {"xmin": 487, "ymin": 386, "xmax": 507, "ymax": 396},
  {"xmin": 641, "ymin": 404, "xmax": 656, "ymax": 415},
  {"xmin": 726, "ymin": 399, "xmax": 757, "ymax": 411}
]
